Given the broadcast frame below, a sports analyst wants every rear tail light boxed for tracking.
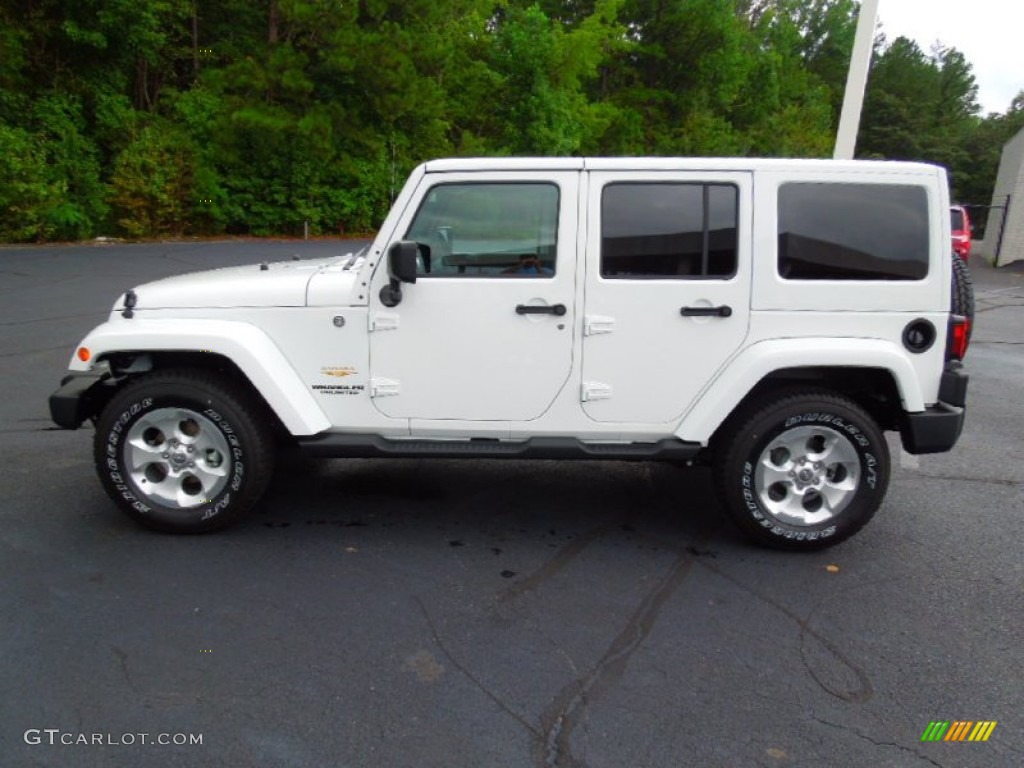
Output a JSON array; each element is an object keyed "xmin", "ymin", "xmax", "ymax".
[{"xmin": 947, "ymin": 315, "xmax": 970, "ymax": 361}]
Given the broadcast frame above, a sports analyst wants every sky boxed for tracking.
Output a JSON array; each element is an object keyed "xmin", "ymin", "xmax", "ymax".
[{"xmin": 873, "ymin": 0, "xmax": 1023, "ymax": 115}]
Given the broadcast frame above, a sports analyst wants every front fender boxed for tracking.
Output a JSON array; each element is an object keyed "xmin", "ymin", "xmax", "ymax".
[
  {"xmin": 676, "ymin": 338, "xmax": 925, "ymax": 444},
  {"xmin": 68, "ymin": 318, "xmax": 331, "ymax": 436}
]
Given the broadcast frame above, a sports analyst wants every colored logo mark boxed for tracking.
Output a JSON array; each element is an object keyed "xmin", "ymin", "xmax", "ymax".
[
  {"xmin": 921, "ymin": 721, "xmax": 997, "ymax": 742},
  {"xmin": 321, "ymin": 366, "xmax": 357, "ymax": 378}
]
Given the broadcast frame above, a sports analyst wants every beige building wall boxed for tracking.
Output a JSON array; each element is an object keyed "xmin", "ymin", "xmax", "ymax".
[{"xmin": 981, "ymin": 127, "xmax": 1024, "ymax": 266}]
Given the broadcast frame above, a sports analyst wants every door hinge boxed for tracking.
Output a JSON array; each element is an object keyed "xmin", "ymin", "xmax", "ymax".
[
  {"xmin": 369, "ymin": 312, "xmax": 400, "ymax": 332},
  {"xmin": 584, "ymin": 315, "xmax": 615, "ymax": 336},
  {"xmin": 370, "ymin": 378, "xmax": 401, "ymax": 398},
  {"xmin": 581, "ymin": 381, "xmax": 613, "ymax": 402}
]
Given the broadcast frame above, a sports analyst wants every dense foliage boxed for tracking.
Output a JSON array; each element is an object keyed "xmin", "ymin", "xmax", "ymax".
[{"xmin": 0, "ymin": 0, "xmax": 1019, "ymax": 241}]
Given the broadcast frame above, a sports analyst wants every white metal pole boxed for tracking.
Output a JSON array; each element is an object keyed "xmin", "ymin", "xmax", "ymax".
[{"xmin": 834, "ymin": 0, "xmax": 881, "ymax": 160}]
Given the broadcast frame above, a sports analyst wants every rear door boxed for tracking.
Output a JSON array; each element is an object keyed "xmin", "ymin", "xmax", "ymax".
[{"xmin": 581, "ymin": 172, "xmax": 752, "ymax": 423}]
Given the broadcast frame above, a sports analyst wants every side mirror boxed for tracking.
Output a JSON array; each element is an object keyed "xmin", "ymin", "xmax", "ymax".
[
  {"xmin": 380, "ymin": 241, "xmax": 420, "ymax": 307},
  {"xmin": 388, "ymin": 241, "xmax": 419, "ymax": 284}
]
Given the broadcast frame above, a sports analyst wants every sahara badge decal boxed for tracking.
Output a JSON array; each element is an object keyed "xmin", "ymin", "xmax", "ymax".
[{"xmin": 313, "ymin": 366, "xmax": 364, "ymax": 395}]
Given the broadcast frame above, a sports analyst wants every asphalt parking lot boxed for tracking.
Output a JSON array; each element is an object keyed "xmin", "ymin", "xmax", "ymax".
[{"xmin": 1, "ymin": 240, "xmax": 1021, "ymax": 768}]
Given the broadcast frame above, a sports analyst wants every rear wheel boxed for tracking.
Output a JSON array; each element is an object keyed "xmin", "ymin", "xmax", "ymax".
[
  {"xmin": 713, "ymin": 392, "xmax": 890, "ymax": 550},
  {"xmin": 93, "ymin": 369, "xmax": 275, "ymax": 533}
]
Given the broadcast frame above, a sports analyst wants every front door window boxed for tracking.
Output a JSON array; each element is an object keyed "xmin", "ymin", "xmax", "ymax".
[{"xmin": 407, "ymin": 183, "xmax": 559, "ymax": 277}]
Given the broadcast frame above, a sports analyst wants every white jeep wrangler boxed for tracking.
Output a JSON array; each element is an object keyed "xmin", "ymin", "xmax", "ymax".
[{"xmin": 50, "ymin": 158, "xmax": 972, "ymax": 550}]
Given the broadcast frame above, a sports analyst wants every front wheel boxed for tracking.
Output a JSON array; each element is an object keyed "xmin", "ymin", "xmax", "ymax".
[
  {"xmin": 713, "ymin": 392, "xmax": 890, "ymax": 550},
  {"xmin": 93, "ymin": 370, "xmax": 275, "ymax": 533}
]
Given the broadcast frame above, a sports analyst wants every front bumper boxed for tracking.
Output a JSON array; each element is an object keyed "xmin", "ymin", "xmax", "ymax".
[
  {"xmin": 899, "ymin": 364, "xmax": 968, "ymax": 454},
  {"xmin": 49, "ymin": 365, "xmax": 113, "ymax": 429}
]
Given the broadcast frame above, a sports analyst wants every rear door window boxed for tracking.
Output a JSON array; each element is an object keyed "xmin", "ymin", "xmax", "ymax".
[{"xmin": 601, "ymin": 183, "xmax": 738, "ymax": 279}]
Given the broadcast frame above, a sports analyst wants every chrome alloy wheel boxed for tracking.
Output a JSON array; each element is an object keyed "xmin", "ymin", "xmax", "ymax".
[
  {"xmin": 754, "ymin": 425, "xmax": 861, "ymax": 526},
  {"xmin": 124, "ymin": 408, "xmax": 231, "ymax": 508}
]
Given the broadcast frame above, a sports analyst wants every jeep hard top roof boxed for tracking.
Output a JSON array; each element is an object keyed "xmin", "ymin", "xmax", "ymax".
[{"xmin": 421, "ymin": 157, "xmax": 942, "ymax": 176}]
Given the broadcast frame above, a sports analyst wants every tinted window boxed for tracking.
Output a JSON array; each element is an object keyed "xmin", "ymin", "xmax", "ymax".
[
  {"xmin": 778, "ymin": 183, "xmax": 929, "ymax": 280},
  {"xmin": 601, "ymin": 183, "xmax": 738, "ymax": 278},
  {"xmin": 406, "ymin": 183, "xmax": 559, "ymax": 277},
  {"xmin": 950, "ymin": 207, "xmax": 965, "ymax": 229}
]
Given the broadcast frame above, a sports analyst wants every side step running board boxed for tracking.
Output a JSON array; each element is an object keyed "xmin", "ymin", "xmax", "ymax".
[{"xmin": 296, "ymin": 434, "xmax": 701, "ymax": 462}]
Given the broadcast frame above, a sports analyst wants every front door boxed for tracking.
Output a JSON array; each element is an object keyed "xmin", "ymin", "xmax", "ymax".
[
  {"xmin": 581, "ymin": 171, "xmax": 752, "ymax": 424},
  {"xmin": 368, "ymin": 173, "xmax": 579, "ymax": 422}
]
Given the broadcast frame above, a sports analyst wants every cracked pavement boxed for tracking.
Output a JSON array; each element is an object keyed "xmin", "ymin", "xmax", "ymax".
[{"xmin": 1, "ymin": 241, "xmax": 1021, "ymax": 767}]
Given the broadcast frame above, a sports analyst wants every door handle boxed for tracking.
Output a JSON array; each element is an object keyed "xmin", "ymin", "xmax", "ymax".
[
  {"xmin": 680, "ymin": 305, "xmax": 732, "ymax": 318},
  {"xmin": 516, "ymin": 304, "xmax": 567, "ymax": 316}
]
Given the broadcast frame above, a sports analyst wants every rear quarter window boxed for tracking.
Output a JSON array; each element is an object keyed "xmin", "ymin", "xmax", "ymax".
[{"xmin": 778, "ymin": 183, "xmax": 929, "ymax": 280}]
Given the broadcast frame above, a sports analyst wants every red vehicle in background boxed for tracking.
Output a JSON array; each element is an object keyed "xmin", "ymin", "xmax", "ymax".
[{"xmin": 951, "ymin": 205, "xmax": 972, "ymax": 261}]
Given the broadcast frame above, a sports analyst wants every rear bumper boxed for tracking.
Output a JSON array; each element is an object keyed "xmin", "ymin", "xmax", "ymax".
[
  {"xmin": 900, "ymin": 364, "xmax": 968, "ymax": 454},
  {"xmin": 49, "ymin": 366, "xmax": 112, "ymax": 430},
  {"xmin": 901, "ymin": 403, "xmax": 965, "ymax": 454}
]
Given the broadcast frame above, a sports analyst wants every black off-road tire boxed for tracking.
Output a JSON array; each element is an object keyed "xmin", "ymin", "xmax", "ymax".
[
  {"xmin": 951, "ymin": 252, "xmax": 975, "ymax": 342},
  {"xmin": 713, "ymin": 391, "xmax": 890, "ymax": 551},
  {"xmin": 93, "ymin": 369, "xmax": 275, "ymax": 533}
]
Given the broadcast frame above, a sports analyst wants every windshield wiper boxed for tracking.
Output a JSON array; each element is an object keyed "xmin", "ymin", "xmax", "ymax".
[{"xmin": 340, "ymin": 246, "xmax": 368, "ymax": 270}]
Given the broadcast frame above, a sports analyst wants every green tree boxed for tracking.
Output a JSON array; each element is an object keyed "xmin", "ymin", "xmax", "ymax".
[
  {"xmin": 110, "ymin": 123, "xmax": 196, "ymax": 236},
  {"xmin": 771, "ymin": 0, "xmax": 857, "ymax": 119},
  {"xmin": 489, "ymin": 1, "xmax": 625, "ymax": 155},
  {"xmin": 0, "ymin": 124, "xmax": 54, "ymax": 240},
  {"xmin": 859, "ymin": 36, "xmax": 981, "ymax": 199},
  {"xmin": 30, "ymin": 94, "xmax": 108, "ymax": 239}
]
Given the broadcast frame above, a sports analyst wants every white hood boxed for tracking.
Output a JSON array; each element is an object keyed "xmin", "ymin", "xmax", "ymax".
[{"xmin": 122, "ymin": 258, "xmax": 352, "ymax": 310}]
